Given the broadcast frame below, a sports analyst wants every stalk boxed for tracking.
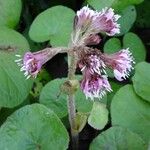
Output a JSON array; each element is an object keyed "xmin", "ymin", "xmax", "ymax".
[{"xmin": 67, "ymin": 49, "xmax": 79, "ymax": 150}]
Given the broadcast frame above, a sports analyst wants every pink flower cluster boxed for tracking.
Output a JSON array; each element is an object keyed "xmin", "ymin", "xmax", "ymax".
[
  {"xmin": 73, "ymin": 6, "xmax": 120, "ymax": 46},
  {"xmin": 77, "ymin": 47, "xmax": 134, "ymax": 99},
  {"xmin": 15, "ymin": 6, "xmax": 135, "ymax": 100}
]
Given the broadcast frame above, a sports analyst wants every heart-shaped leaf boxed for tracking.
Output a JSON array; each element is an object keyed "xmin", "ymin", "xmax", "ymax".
[
  {"xmin": 0, "ymin": 0, "xmax": 22, "ymax": 28},
  {"xmin": 104, "ymin": 38, "xmax": 121, "ymax": 54},
  {"xmin": 39, "ymin": 77, "xmax": 93, "ymax": 118},
  {"xmin": 132, "ymin": 62, "xmax": 150, "ymax": 102},
  {"xmin": 116, "ymin": 5, "xmax": 136, "ymax": 36},
  {"xmin": 29, "ymin": 6, "xmax": 75, "ymax": 46},
  {"xmin": 123, "ymin": 32, "xmax": 146, "ymax": 63},
  {"xmin": 111, "ymin": 85, "xmax": 150, "ymax": 142},
  {"xmin": 90, "ymin": 126, "xmax": 147, "ymax": 150},
  {"xmin": 88, "ymin": 102, "xmax": 108, "ymax": 130},
  {"xmin": 87, "ymin": 0, "xmax": 115, "ymax": 11},
  {"xmin": 0, "ymin": 104, "xmax": 69, "ymax": 150},
  {"xmin": 0, "ymin": 27, "xmax": 33, "ymax": 108}
]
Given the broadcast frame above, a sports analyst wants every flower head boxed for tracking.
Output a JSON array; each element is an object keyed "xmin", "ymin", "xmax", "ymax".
[
  {"xmin": 15, "ymin": 49, "xmax": 56, "ymax": 79},
  {"xmin": 102, "ymin": 48, "xmax": 135, "ymax": 81},
  {"xmin": 92, "ymin": 8, "xmax": 120, "ymax": 36},
  {"xmin": 84, "ymin": 34, "xmax": 101, "ymax": 46},
  {"xmin": 74, "ymin": 6, "xmax": 95, "ymax": 31},
  {"xmin": 80, "ymin": 70, "xmax": 112, "ymax": 100},
  {"xmin": 77, "ymin": 48, "xmax": 106, "ymax": 75},
  {"xmin": 73, "ymin": 6, "xmax": 120, "ymax": 46}
]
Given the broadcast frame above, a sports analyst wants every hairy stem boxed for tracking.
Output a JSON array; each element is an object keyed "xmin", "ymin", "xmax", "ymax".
[{"xmin": 67, "ymin": 49, "xmax": 79, "ymax": 150}]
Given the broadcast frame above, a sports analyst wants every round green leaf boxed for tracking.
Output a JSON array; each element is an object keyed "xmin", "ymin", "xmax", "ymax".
[
  {"xmin": 0, "ymin": 104, "xmax": 69, "ymax": 150},
  {"xmin": 29, "ymin": 6, "xmax": 75, "ymax": 46},
  {"xmin": 88, "ymin": 102, "xmax": 108, "ymax": 130},
  {"xmin": 111, "ymin": 85, "xmax": 150, "ymax": 142},
  {"xmin": 87, "ymin": 0, "xmax": 115, "ymax": 11},
  {"xmin": 132, "ymin": 62, "xmax": 150, "ymax": 102},
  {"xmin": 39, "ymin": 77, "xmax": 93, "ymax": 118},
  {"xmin": 112, "ymin": 0, "xmax": 143, "ymax": 11},
  {"xmin": 107, "ymin": 81, "xmax": 123, "ymax": 109},
  {"xmin": 123, "ymin": 32, "xmax": 146, "ymax": 63},
  {"xmin": 0, "ymin": 0, "xmax": 22, "ymax": 28},
  {"xmin": 116, "ymin": 5, "xmax": 136, "ymax": 36},
  {"xmin": 39, "ymin": 78, "xmax": 68, "ymax": 118},
  {"xmin": 90, "ymin": 126, "xmax": 147, "ymax": 150},
  {"xmin": 104, "ymin": 38, "xmax": 121, "ymax": 54},
  {"xmin": 0, "ymin": 27, "xmax": 33, "ymax": 108}
]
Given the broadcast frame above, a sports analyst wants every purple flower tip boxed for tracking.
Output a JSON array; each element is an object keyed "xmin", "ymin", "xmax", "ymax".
[
  {"xmin": 15, "ymin": 52, "xmax": 42, "ymax": 79},
  {"xmin": 81, "ymin": 72, "xmax": 112, "ymax": 100}
]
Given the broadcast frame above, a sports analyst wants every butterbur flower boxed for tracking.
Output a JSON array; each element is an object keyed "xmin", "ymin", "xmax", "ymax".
[
  {"xmin": 77, "ymin": 48, "xmax": 112, "ymax": 100},
  {"xmin": 73, "ymin": 6, "xmax": 120, "ymax": 46},
  {"xmin": 75, "ymin": 6, "xmax": 94, "ymax": 31},
  {"xmin": 78, "ymin": 48, "xmax": 106, "ymax": 75},
  {"xmin": 80, "ymin": 70, "xmax": 112, "ymax": 100},
  {"xmin": 92, "ymin": 8, "xmax": 120, "ymax": 36},
  {"xmin": 15, "ymin": 48, "xmax": 58, "ymax": 79},
  {"xmin": 102, "ymin": 48, "xmax": 135, "ymax": 81},
  {"xmin": 84, "ymin": 34, "xmax": 101, "ymax": 46}
]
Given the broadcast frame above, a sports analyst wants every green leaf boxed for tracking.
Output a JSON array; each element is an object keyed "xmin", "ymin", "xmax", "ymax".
[
  {"xmin": 0, "ymin": 27, "xmax": 33, "ymax": 108},
  {"xmin": 39, "ymin": 77, "xmax": 93, "ymax": 118},
  {"xmin": 0, "ymin": 0, "xmax": 22, "ymax": 28},
  {"xmin": 87, "ymin": 0, "xmax": 143, "ymax": 12},
  {"xmin": 104, "ymin": 38, "xmax": 121, "ymax": 54},
  {"xmin": 88, "ymin": 102, "xmax": 108, "ymax": 130},
  {"xmin": 87, "ymin": 0, "xmax": 115, "ymax": 11},
  {"xmin": 39, "ymin": 78, "xmax": 68, "ymax": 118},
  {"xmin": 90, "ymin": 126, "xmax": 147, "ymax": 150},
  {"xmin": 123, "ymin": 32, "xmax": 146, "ymax": 63},
  {"xmin": 111, "ymin": 85, "xmax": 150, "ymax": 142},
  {"xmin": 0, "ymin": 104, "xmax": 69, "ymax": 150},
  {"xmin": 29, "ymin": 6, "xmax": 75, "ymax": 46},
  {"xmin": 112, "ymin": 0, "xmax": 144, "ymax": 11},
  {"xmin": 116, "ymin": 5, "xmax": 136, "ymax": 36},
  {"xmin": 132, "ymin": 62, "xmax": 150, "ymax": 102},
  {"xmin": 107, "ymin": 81, "xmax": 123, "ymax": 109}
]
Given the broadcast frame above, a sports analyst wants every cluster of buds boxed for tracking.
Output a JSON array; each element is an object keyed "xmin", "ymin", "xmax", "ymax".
[{"xmin": 15, "ymin": 6, "xmax": 135, "ymax": 100}]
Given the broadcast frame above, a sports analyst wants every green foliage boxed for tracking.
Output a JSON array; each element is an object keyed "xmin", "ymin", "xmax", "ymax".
[
  {"xmin": 132, "ymin": 62, "xmax": 150, "ymax": 102},
  {"xmin": 87, "ymin": 0, "xmax": 143, "ymax": 12},
  {"xmin": 90, "ymin": 126, "xmax": 147, "ymax": 150},
  {"xmin": 0, "ymin": 27, "xmax": 33, "ymax": 108},
  {"xmin": 117, "ymin": 5, "xmax": 136, "ymax": 36},
  {"xmin": 111, "ymin": 85, "xmax": 150, "ymax": 142},
  {"xmin": 123, "ymin": 32, "xmax": 146, "ymax": 63},
  {"xmin": 87, "ymin": 0, "xmax": 115, "ymax": 11},
  {"xmin": 0, "ymin": 104, "xmax": 69, "ymax": 150},
  {"xmin": 104, "ymin": 32, "xmax": 146, "ymax": 65},
  {"xmin": 39, "ymin": 78, "xmax": 68, "ymax": 118},
  {"xmin": 104, "ymin": 38, "xmax": 121, "ymax": 54},
  {"xmin": 0, "ymin": 0, "xmax": 22, "ymax": 28},
  {"xmin": 88, "ymin": 102, "xmax": 108, "ymax": 130},
  {"xmin": 0, "ymin": 0, "xmax": 149, "ymax": 148},
  {"xmin": 29, "ymin": 6, "xmax": 75, "ymax": 46},
  {"xmin": 39, "ymin": 77, "xmax": 93, "ymax": 118},
  {"xmin": 107, "ymin": 81, "xmax": 123, "ymax": 108},
  {"xmin": 112, "ymin": 0, "xmax": 144, "ymax": 11}
]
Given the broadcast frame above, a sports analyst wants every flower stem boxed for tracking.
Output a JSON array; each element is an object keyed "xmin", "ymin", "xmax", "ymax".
[{"xmin": 67, "ymin": 49, "xmax": 79, "ymax": 150}]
